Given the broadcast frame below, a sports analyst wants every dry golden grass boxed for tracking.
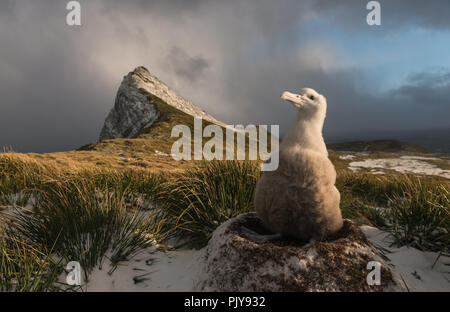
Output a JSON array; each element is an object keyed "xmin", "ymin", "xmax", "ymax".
[{"xmin": 3, "ymin": 92, "xmax": 274, "ymax": 174}]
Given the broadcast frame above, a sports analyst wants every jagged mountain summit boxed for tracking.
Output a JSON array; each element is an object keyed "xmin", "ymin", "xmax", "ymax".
[
  {"xmin": 100, "ymin": 66, "xmax": 224, "ymax": 141},
  {"xmin": 77, "ymin": 66, "xmax": 268, "ymax": 171}
]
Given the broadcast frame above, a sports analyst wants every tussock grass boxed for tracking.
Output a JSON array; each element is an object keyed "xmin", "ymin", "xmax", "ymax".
[
  {"xmin": 337, "ymin": 170, "xmax": 450, "ymax": 252},
  {"xmin": 0, "ymin": 231, "xmax": 64, "ymax": 292},
  {"xmin": 6, "ymin": 178, "xmax": 165, "ymax": 282},
  {"xmin": 0, "ymin": 155, "xmax": 47, "ymax": 205},
  {"xmin": 158, "ymin": 161, "xmax": 260, "ymax": 248},
  {"xmin": 0, "ymin": 153, "xmax": 449, "ymax": 291},
  {"xmin": 387, "ymin": 179, "xmax": 449, "ymax": 251},
  {"xmin": 1, "ymin": 154, "xmax": 167, "ymax": 289}
]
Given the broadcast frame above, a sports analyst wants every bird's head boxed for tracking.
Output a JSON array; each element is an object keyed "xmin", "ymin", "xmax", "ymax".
[{"xmin": 281, "ymin": 88, "xmax": 327, "ymax": 118}]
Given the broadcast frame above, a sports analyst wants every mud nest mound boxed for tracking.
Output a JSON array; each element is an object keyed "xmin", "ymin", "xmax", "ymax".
[{"xmin": 195, "ymin": 212, "xmax": 406, "ymax": 292}]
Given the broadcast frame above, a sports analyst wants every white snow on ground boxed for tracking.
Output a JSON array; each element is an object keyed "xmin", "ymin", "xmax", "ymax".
[
  {"xmin": 154, "ymin": 150, "xmax": 169, "ymax": 157},
  {"xmin": 361, "ymin": 226, "xmax": 450, "ymax": 292},
  {"xmin": 72, "ymin": 227, "xmax": 450, "ymax": 292},
  {"xmin": 349, "ymin": 158, "xmax": 450, "ymax": 179},
  {"xmin": 400, "ymin": 156, "xmax": 443, "ymax": 161},
  {"xmin": 0, "ymin": 194, "xmax": 36, "ymax": 218},
  {"xmin": 339, "ymin": 154, "xmax": 356, "ymax": 160},
  {"xmin": 77, "ymin": 247, "xmax": 205, "ymax": 292}
]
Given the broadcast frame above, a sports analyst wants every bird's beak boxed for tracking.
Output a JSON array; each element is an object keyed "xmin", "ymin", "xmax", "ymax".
[{"xmin": 281, "ymin": 91, "xmax": 303, "ymax": 108}]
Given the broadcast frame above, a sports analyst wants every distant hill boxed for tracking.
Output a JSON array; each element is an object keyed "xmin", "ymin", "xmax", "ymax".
[
  {"xmin": 99, "ymin": 66, "xmax": 225, "ymax": 142},
  {"xmin": 0, "ymin": 66, "xmax": 271, "ymax": 173},
  {"xmin": 79, "ymin": 91, "xmax": 233, "ymax": 162},
  {"xmin": 77, "ymin": 67, "xmax": 270, "ymax": 171},
  {"xmin": 327, "ymin": 139, "xmax": 429, "ymax": 154}
]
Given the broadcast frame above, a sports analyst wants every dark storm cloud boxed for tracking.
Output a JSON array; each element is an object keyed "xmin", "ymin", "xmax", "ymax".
[
  {"xmin": 0, "ymin": 0, "xmax": 17, "ymax": 21},
  {"xmin": 107, "ymin": 0, "xmax": 450, "ymax": 33},
  {"xmin": 0, "ymin": 0, "xmax": 315, "ymax": 154},
  {"xmin": 102, "ymin": 0, "xmax": 311, "ymax": 40},
  {"xmin": 101, "ymin": 0, "xmax": 208, "ymax": 14},
  {"xmin": 0, "ymin": 0, "xmax": 114, "ymax": 153},
  {"xmin": 325, "ymin": 67, "xmax": 450, "ymax": 137},
  {"xmin": 217, "ymin": 53, "xmax": 450, "ymax": 141},
  {"xmin": 388, "ymin": 69, "xmax": 450, "ymax": 111},
  {"xmin": 311, "ymin": 0, "xmax": 450, "ymax": 29},
  {"xmin": 0, "ymin": 0, "xmax": 15, "ymax": 12},
  {"xmin": 406, "ymin": 69, "xmax": 450, "ymax": 87},
  {"xmin": 165, "ymin": 47, "xmax": 210, "ymax": 83}
]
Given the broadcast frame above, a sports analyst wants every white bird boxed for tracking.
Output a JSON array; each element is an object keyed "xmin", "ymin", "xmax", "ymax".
[{"xmin": 254, "ymin": 88, "xmax": 343, "ymax": 242}]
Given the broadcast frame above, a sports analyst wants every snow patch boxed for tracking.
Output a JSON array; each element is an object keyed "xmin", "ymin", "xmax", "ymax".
[
  {"xmin": 70, "ymin": 247, "xmax": 206, "ymax": 292},
  {"xmin": 339, "ymin": 154, "xmax": 356, "ymax": 160},
  {"xmin": 155, "ymin": 150, "xmax": 169, "ymax": 157},
  {"xmin": 50, "ymin": 225, "xmax": 450, "ymax": 292},
  {"xmin": 400, "ymin": 156, "xmax": 443, "ymax": 161},
  {"xmin": 361, "ymin": 226, "xmax": 450, "ymax": 292},
  {"xmin": 349, "ymin": 158, "xmax": 450, "ymax": 179}
]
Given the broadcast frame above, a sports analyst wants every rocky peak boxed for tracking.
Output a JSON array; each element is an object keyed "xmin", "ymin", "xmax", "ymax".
[{"xmin": 100, "ymin": 66, "xmax": 224, "ymax": 141}]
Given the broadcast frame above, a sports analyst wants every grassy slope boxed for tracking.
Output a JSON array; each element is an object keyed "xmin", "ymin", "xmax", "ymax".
[{"xmin": 5, "ymin": 91, "xmax": 267, "ymax": 174}]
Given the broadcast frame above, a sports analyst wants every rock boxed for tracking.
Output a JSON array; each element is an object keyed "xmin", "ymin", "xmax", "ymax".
[
  {"xmin": 195, "ymin": 212, "xmax": 406, "ymax": 292},
  {"xmin": 100, "ymin": 66, "xmax": 224, "ymax": 141}
]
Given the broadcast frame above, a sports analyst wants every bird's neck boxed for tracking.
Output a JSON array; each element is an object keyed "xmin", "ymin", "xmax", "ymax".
[{"xmin": 281, "ymin": 112, "xmax": 328, "ymax": 155}]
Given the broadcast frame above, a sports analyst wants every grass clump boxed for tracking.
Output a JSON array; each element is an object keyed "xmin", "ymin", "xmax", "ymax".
[
  {"xmin": 0, "ymin": 232, "xmax": 64, "ymax": 292},
  {"xmin": 386, "ymin": 179, "xmax": 449, "ymax": 251},
  {"xmin": 159, "ymin": 161, "xmax": 260, "ymax": 248},
  {"xmin": 337, "ymin": 170, "xmax": 450, "ymax": 252},
  {"xmin": 6, "ymin": 178, "xmax": 164, "ymax": 283},
  {"xmin": 0, "ymin": 156, "xmax": 45, "ymax": 206}
]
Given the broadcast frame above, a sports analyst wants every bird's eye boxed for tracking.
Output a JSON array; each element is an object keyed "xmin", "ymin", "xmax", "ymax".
[{"xmin": 309, "ymin": 95, "xmax": 315, "ymax": 100}]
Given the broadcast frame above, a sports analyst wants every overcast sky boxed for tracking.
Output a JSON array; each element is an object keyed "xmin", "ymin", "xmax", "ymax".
[{"xmin": 1, "ymin": 0, "xmax": 449, "ymax": 153}]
